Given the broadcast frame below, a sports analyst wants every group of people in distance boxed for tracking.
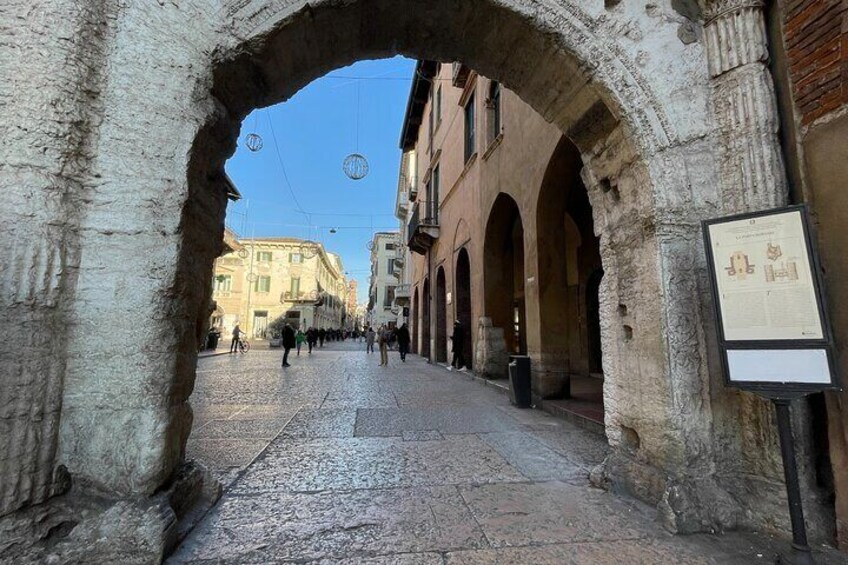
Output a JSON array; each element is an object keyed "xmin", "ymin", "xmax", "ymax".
[
  {"xmin": 228, "ymin": 320, "xmax": 467, "ymax": 372},
  {"xmin": 363, "ymin": 319, "xmax": 466, "ymax": 370},
  {"xmin": 280, "ymin": 325, "xmax": 351, "ymax": 366},
  {"xmin": 363, "ymin": 323, "xmax": 411, "ymax": 366}
]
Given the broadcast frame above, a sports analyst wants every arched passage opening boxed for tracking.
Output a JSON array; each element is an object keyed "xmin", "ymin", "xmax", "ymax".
[
  {"xmin": 412, "ymin": 286, "xmax": 419, "ymax": 355},
  {"xmin": 533, "ymin": 136, "xmax": 604, "ymax": 423},
  {"xmin": 455, "ymin": 248, "xmax": 473, "ymax": 371},
  {"xmin": 484, "ymin": 194, "xmax": 526, "ymax": 358},
  {"xmin": 3, "ymin": 0, "xmax": 812, "ymax": 551},
  {"xmin": 421, "ymin": 277, "xmax": 431, "ymax": 360},
  {"xmin": 435, "ymin": 266, "xmax": 448, "ymax": 363}
]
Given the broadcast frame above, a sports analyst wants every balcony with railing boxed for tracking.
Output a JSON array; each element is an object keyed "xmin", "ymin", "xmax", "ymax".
[
  {"xmin": 394, "ymin": 283, "xmax": 411, "ymax": 307},
  {"xmin": 407, "ymin": 202, "xmax": 439, "ymax": 255}
]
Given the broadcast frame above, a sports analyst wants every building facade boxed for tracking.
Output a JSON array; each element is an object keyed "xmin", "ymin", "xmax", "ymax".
[
  {"xmin": 367, "ymin": 231, "xmax": 401, "ymax": 328},
  {"xmin": 212, "ymin": 236, "xmax": 350, "ymax": 336}
]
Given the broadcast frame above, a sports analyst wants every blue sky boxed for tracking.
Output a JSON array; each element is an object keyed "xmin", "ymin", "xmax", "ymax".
[{"xmin": 225, "ymin": 56, "xmax": 417, "ymax": 303}]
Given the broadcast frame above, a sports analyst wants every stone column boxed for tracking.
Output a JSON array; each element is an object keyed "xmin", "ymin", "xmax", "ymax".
[
  {"xmin": 0, "ymin": 1, "xmax": 111, "ymax": 517},
  {"xmin": 703, "ymin": 0, "xmax": 789, "ymax": 212}
]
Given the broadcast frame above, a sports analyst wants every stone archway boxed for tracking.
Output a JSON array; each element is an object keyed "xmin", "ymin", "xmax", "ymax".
[{"xmin": 1, "ymin": 0, "xmax": 810, "ymax": 553}]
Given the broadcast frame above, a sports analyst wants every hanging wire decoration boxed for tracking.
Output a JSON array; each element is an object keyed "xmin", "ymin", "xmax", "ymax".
[
  {"xmin": 343, "ymin": 80, "xmax": 369, "ymax": 180},
  {"xmin": 245, "ymin": 112, "xmax": 263, "ymax": 152},
  {"xmin": 343, "ymin": 154, "xmax": 369, "ymax": 180}
]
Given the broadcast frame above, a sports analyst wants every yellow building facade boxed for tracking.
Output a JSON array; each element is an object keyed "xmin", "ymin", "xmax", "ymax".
[{"xmin": 211, "ymin": 236, "xmax": 349, "ymax": 337}]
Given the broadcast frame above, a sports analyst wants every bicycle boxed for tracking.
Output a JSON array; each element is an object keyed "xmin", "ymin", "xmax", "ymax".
[{"xmin": 231, "ymin": 337, "xmax": 250, "ymax": 353}]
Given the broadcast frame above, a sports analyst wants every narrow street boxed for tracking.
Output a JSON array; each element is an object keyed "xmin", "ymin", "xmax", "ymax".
[{"xmin": 169, "ymin": 344, "xmax": 820, "ymax": 564}]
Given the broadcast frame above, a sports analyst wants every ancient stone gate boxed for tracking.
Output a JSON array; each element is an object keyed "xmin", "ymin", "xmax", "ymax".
[{"xmin": 0, "ymin": 0, "xmax": 827, "ymax": 559}]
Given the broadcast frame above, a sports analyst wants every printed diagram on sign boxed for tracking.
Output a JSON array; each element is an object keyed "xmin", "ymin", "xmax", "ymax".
[
  {"xmin": 725, "ymin": 251, "xmax": 755, "ymax": 280},
  {"xmin": 766, "ymin": 242, "xmax": 783, "ymax": 261},
  {"xmin": 765, "ymin": 242, "xmax": 799, "ymax": 283}
]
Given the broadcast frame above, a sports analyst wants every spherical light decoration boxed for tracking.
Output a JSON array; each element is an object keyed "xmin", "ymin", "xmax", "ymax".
[
  {"xmin": 246, "ymin": 272, "xmax": 258, "ymax": 283},
  {"xmin": 237, "ymin": 248, "xmax": 249, "ymax": 259},
  {"xmin": 366, "ymin": 241, "xmax": 375, "ymax": 251},
  {"xmin": 245, "ymin": 133, "xmax": 264, "ymax": 152},
  {"xmin": 343, "ymin": 153, "xmax": 369, "ymax": 180}
]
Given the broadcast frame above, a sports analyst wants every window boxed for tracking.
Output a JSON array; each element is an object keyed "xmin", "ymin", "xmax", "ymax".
[
  {"xmin": 256, "ymin": 251, "xmax": 272, "ymax": 262},
  {"xmin": 386, "ymin": 243, "xmax": 396, "ymax": 251},
  {"xmin": 384, "ymin": 286, "xmax": 396, "ymax": 307},
  {"xmin": 214, "ymin": 275, "xmax": 232, "ymax": 291},
  {"xmin": 290, "ymin": 277, "xmax": 300, "ymax": 296},
  {"xmin": 464, "ymin": 94, "xmax": 476, "ymax": 163},
  {"xmin": 488, "ymin": 81, "xmax": 501, "ymax": 144},
  {"xmin": 289, "ymin": 252, "xmax": 303, "ymax": 263},
  {"xmin": 435, "ymin": 86, "xmax": 442, "ymax": 125},
  {"xmin": 428, "ymin": 99, "xmax": 434, "ymax": 155},
  {"xmin": 429, "ymin": 165, "xmax": 440, "ymax": 222},
  {"xmin": 387, "ymin": 259, "xmax": 395, "ymax": 275},
  {"xmin": 254, "ymin": 276, "xmax": 271, "ymax": 293}
]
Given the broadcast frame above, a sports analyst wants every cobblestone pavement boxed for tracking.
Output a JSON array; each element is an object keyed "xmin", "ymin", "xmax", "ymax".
[{"xmin": 170, "ymin": 343, "xmax": 843, "ymax": 564}]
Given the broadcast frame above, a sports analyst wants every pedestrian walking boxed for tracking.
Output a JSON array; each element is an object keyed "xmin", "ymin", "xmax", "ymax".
[
  {"xmin": 318, "ymin": 328, "xmax": 326, "ymax": 348},
  {"xmin": 378, "ymin": 325, "xmax": 390, "ymax": 366},
  {"xmin": 306, "ymin": 327, "xmax": 317, "ymax": 354},
  {"xmin": 449, "ymin": 320, "xmax": 465, "ymax": 370},
  {"xmin": 281, "ymin": 323, "xmax": 296, "ymax": 367},
  {"xmin": 230, "ymin": 324, "xmax": 243, "ymax": 354},
  {"xmin": 365, "ymin": 327, "xmax": 376, "ymax": 354},
  {"xmin": 396, "ymin": 323, "xmax": 410, "ymax": 362},
  {"xmin": 295, "ymin": 328, "xmax": 305, "ymax": 355}
]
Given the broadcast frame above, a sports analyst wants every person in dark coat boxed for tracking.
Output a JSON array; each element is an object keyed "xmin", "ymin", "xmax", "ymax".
[
  {"xmin": 318, "ymin": 328, "xmax": 326, "ymax": 347},
  {"xmin": 396, "ymin": 323, "xmax": 411, "ymax": 362},
  {"xmin": 306, "ymin": 327, "xmax": 317, "ymax": 354},
  {"xmin": 281, "ymin": 323, "xmax": 296, "ymax": 367},
  {"xmin": 450, "ymin": 320, "xmax": 465, "ymax": 370}
]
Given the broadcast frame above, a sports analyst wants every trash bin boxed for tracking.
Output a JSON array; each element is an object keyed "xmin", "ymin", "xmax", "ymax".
[
  {"xmin": 508, "ymin": 355, "xmax": 532, "ymax": 408},
  {"xmin": 206, "ymin": 330, "xmax": 220, "ymax": 350}
]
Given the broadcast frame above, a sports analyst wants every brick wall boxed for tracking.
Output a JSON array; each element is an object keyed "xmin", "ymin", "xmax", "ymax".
[{"xmin": 783, "ymin": 0, "xmax": 847, "ymax": 125}]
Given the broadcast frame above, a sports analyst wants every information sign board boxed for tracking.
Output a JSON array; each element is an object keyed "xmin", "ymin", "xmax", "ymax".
[{"xmin": 702, "ymin": 205, "xmax": 838, "ymax": 395}]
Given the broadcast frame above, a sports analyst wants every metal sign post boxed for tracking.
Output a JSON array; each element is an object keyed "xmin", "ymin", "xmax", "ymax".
[{"xmin": 702, "ymin": 205, "xmax": 840, "ymax": 565}]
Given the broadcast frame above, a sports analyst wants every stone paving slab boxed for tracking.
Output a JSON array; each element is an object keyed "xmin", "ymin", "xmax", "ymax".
[
  {"xmin": 191, "ymin": 418, "xmax": 290, "ymax": 440},
  {"xmin": 477, "ymin": 431, "xmax": 590, "ymax": 482},
  {"xmin": 174, "ymin": 344, "xmax": 847, "ymax": 564},
  {"xmin": 229, "ymin": 435, "xmax": 527, "ymax": 495},
  {"xmin": 530, "ymin": 428, "xmax": 611, "ymax": 470},
  {"xmin": 279, "ymin": 409, "xmax": 357, "ymax": 439},
  {"xmin": 169, "ymin": 486, "xmax": 487, "ymax": 563},
  {"xmin": 458, "ymin": 481, "xmax": 657, "ymax": 547},
  {"xmin": 185, "ymin": 438, "xmax": 270, "ymax": 470},
  {"xmin": 354, "ymin": 406, "xmax": 518, "ymax": 437}
]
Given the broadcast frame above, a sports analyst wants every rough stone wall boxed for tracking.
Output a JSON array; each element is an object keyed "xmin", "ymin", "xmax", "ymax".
[
  {"xmin": 53, "ymin": 1, "xmax": 226, "ymax": 497},
  {"xmin": 0, "ymin": 0, "xmax": 114, "ymax": 517}
]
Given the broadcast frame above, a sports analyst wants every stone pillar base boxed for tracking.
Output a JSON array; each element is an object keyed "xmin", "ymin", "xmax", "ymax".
[
  {"xmin": 0, "ymin": 461, "xmax": 220, "ymax": 564},
  {"xmin": 474, "ymin": 317, "xmax": 510, "ymax": 379},
  {"xmin": 531, "ymin": 369, "xmax": 570, "ymax": 400}
]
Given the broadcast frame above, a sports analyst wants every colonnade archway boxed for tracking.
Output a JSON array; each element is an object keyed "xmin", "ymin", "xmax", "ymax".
[
  {"xmin": 412, "ymin": 286, "xmax": 419, "ymax": 355},
  {"xmin": 533, "ymin": 136, "xmax": 604, "ymax": 405},
  {"xmin": 455, "ymin": 248, "xmax": 473, "ymax": 370},
  {"xmin": 421, "ymin": 278, "xmax": 431, "ymax": 359},
  {"xmin": 1, "ymin": 0, "xmax": 813, "ymax": 551},
  {"xmin": 484, "ymin": 194, "xmax": 526, "ymax": 355},
  {"xmin": 435, "ymin": 267, "xmax": 448, "ymax": 363}
]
